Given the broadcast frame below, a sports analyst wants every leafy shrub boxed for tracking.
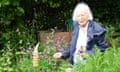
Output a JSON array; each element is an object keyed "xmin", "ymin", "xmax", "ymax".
[{"xmin": 74, "ymin": 47, "xmax": 120, "ymax": 72}]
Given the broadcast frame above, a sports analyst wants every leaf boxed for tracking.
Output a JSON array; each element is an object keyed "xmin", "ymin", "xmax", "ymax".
[
  {"xmin": 3, "ymin": 0, "xmax": 10, "ymax": 6},
  {"xmin": 18, "ymin": 7, "xmax": 24, "ymax": 13},
  {"xmin": 0, "ymin": 3, "xmax": 1, "ymax": 7}
]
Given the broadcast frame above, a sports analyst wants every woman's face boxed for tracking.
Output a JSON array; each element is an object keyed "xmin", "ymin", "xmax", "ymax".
[{"xmin": 76, "ymin": 11, "xmax": 89, "ymax": 27}]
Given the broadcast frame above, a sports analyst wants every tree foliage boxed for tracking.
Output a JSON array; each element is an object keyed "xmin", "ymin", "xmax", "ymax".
[
  {"xmin": 0, "ymin": 0, "xmax": 120, "ymax": 49},
  {"xmin": 0, "ymin": 0, "xmax": 24, "ymax": 31},
  {"xmin": 0, "ymin": 0, "xmax": 25, "ymax": 49},
  {"xmin": 22, "ymin": 0, "xmax": 120, "ymax": 30},
  {"xmin": 0, "ymin": 0, "xmax": 120, "ymax": 71}
]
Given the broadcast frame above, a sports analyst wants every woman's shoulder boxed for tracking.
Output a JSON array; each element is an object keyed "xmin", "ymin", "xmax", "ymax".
[
  {"xmin": 90, "ymin": 20, "xmax": 105, "ymax": 30},
  {"xmin": 89, "ymin": 20, "xmax": 106, "ymax": 35}
]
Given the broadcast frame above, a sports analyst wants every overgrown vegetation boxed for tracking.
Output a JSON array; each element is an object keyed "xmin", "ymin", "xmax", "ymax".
[
  {"xmin": 0, "ymin": 0, "xmax": 120, "ymax": 72},
  {"xmin": 0, "ymin": 27, "xmax": 120, "ymax": 72},
  {"xmin": 74, "ymin": 47, "xmax": 120, "ymax": 72}
]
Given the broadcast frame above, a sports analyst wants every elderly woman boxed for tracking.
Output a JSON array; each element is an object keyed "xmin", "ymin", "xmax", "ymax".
[{"xmin": 53, "ymin": 2, "xmax": 108, "ymax": 65}]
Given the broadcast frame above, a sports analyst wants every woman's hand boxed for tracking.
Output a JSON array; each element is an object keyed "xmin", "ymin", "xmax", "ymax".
[{"xmin": 53, "ymin": 52, "xmax": 62, "ymax": 59}]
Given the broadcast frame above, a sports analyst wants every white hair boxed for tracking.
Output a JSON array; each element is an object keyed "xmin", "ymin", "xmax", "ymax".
[{"xmin": 72, "ymin": 2, "xmax": 93, "ymax": 21}]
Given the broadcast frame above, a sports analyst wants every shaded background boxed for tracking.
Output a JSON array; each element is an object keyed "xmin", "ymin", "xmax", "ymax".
[
  {"xmin": 21, "ymin": 0, "xmax": 120, "ymax": 30},
  {"xmin": 0, "ymin": 0, "xmax": 120, "ymax": 49}
]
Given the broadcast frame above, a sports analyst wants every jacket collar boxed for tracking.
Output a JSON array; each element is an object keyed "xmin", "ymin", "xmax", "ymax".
[
  {"xmin": 87, "ymin": 20, "xmax": 106, "ymax": 42},
  {"xmin": 74, "ymin": 20, "xmax": 106, "ymax": 42},
  {"xmin": 74, "ymin": 20, "xmax": 93, "ymax": 42},
  {"xmin": 87, "ymin": 21, "xmax": 94, "ymax": 42}
]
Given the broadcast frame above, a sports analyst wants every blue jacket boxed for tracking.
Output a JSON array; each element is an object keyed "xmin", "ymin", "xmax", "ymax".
[{"xmin": 62, "ymin": 20, "xmax": 108, "ymax": 64}]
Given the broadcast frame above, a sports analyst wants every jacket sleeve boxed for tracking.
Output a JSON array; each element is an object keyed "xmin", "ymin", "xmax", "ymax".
[
  {"xmin": 61, "ymin": 44, "xmax": 70, "ymax": 59},
  {"xmin": 95, "ymin": 31, "xmax": 108, "ymax": 52},
  {"xmin": 92, "ymin": 21, "xmax": 108, "ymax": 52},
  {"xmin": 61, "ymin": 31, "xmax": 74, "ymax": 59},
  {"xmin": 61, "ymin": 21, "xmax": 78, "ymax": 59}
]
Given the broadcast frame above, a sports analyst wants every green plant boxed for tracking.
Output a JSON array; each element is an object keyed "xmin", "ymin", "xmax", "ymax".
[
  {"xmin": 37, "ymin": 30, "xmax": 71, "ymax": 71},
  {"xmin": 0, "ymin": 48, "xmax": 14, "ymax": 72},
  {"xmin": 74, "ymin": 47, "xmax": 120, "ymax": 72},
  {"xmin": 105, "ymin": 25, "xmax": 119, "ymax": 47}
]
